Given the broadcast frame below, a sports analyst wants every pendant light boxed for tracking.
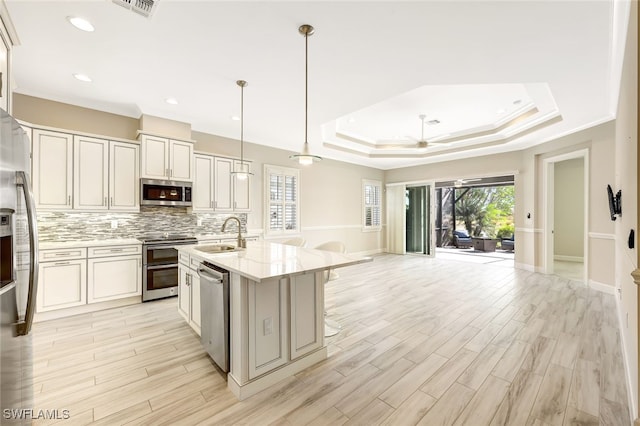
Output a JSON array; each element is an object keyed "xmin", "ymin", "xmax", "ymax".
[
  {"xmin": 290, "ymin": 24, "xmax": 322, "ymax": 165},
  {"xmin": 231, "ymin": 79, "xmax": 253, "ymax": 180}
]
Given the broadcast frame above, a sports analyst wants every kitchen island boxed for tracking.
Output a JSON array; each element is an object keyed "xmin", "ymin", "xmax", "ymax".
[{"xmin": 177, "ymin": 240, "xmax": 371, "ymax": 400}]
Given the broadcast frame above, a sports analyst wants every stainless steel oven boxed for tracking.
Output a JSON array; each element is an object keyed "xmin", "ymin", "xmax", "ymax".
[{"xmin": 139, "ymin": 234, "xmax": 197, "ymax": 302}]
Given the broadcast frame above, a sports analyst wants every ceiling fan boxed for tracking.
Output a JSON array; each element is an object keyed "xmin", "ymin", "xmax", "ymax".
[
  {"xmin": 378, "ymin": 114, "xmax": 451, "ymax": 149},
  {"xmin": 454, "ymin": 177, "xmax": 482, "ymax": 187}
]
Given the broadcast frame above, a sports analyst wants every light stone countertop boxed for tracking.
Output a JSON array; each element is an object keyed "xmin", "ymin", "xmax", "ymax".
[
  {"xmin": 179, "ymin": 240, "xmax": 372, "ymax": 282},
  {"xmin": 38, "ymin": 238, "xmax": 142, "ymax": 250}
]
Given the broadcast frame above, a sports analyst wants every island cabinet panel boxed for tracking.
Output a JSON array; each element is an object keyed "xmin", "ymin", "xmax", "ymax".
[
  {"xmin": 290, "ymin": 272, "xmax": 324, "ymax": 360},
  {"xmin": 248, "ymin": 278, "xmax": 288, "ymax": 380}
]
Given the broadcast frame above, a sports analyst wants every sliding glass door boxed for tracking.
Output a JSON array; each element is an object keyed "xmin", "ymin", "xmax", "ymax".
[{"xmin": 405, "ymin": 184, "xmax": 435, "ymax": 256}]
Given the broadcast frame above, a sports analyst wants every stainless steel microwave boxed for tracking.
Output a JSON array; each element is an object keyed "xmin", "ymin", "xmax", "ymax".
[{"xmin": 140, "ymin": 179, "xmax": 192, "ymax": 207}]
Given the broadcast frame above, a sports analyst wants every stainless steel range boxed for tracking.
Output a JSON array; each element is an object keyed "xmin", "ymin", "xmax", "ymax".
[{"xmin": 138, "ymin": 233, "xmax": 197, "ymax": 302}]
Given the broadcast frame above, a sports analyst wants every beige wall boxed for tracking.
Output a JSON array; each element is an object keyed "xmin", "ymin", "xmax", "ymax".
[
  {"xmin": 193, "ymin": 131, "xmax": 386, "ymax": 254},
  {"xmin": 13, "ymin": 93, "xmax": 139, "ymax": 140},
  {"xmin": 553, "ymin": 158, "xmax": 584, "ymax": 259},
  {"xmin": 614, "ymin": 0, "xmax": 638, "ymax": 415}
]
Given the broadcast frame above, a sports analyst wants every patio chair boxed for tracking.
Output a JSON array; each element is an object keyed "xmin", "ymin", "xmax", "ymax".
[
  {"xmin": 501, "ymin": 235, "xmax": 515, "ymax": 251},
  {"xmin": 453, "ymin": 230, "xmax": 473, "ymax": 249}
]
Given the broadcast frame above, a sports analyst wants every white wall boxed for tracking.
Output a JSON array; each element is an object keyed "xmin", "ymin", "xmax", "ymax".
[
  {"xmin": 614, "ymin": 0, "xmax": 638, "ymax": 417},
  {"xmin": 554, "ymin": 158, "xmax": 584, "ymax": 260}
]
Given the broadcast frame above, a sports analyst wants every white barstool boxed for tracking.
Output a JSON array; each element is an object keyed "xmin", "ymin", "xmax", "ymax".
[
  {"xmin": 283, "ymin": 237, "xmax": 307, "ymax": 247},
  {"xmin": 314, "ymin": 241, "xmax": 346, "ymax": 337}
]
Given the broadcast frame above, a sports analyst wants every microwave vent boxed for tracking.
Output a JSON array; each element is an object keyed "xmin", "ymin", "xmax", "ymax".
[{"xmin": 112, "ymin": 0, "xmax": 159, "ymax": 18}]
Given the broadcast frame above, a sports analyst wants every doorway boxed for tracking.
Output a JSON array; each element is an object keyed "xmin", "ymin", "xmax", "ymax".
[
  {"xmin": 543, "ymin": 150, "xmax": 588, "ymax": 282},
  {"xmin": 406, "ymin": 185, "xmax": 434, "ymax": 256}
]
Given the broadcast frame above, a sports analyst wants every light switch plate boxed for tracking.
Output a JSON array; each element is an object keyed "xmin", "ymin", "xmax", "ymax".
[{"xmin": 263, "ymin": 317, "xmax": 273, "ymax": 335}]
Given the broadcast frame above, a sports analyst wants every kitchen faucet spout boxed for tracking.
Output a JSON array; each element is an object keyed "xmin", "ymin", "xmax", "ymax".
[{"xmin": 221, "ymin": 216, "xmax": 246, "ymax": 248}]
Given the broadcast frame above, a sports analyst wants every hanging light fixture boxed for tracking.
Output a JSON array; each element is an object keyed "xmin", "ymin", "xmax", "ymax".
[
  {"xmin": 231, "ymin": 79, "xmax": 253, "ymax": 180},
  {"xmin": 290, "ymin": 24, "xmax": 322, "ymax": 165}
]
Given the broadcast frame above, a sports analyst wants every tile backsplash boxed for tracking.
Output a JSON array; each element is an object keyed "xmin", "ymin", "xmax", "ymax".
[{"xmin": 37, "ymin": 206, "xmax": 248, "ymax": 242}]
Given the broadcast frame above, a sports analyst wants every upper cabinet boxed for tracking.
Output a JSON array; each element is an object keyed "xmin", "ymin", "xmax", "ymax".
[
  {"xmin": 32, "ymin": 129, "xmax": 139, "ymax": 212},
  {"xmin": 192, "ymin": 154, "xmax": 251, "ymax": 212},
  {"xmin": 0, "ymin": 5, "xmax": 18, "ymax": 113},
  {"xmin": 140, "ymin": 134, "xmax": 194, "ymax": 181},
  {"xmin": 33, "ymin": 129, "xmax": 74, "ymax": 210}
]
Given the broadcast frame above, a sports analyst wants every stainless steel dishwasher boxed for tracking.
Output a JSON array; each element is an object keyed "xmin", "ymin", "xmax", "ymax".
[{"xmin": 198, "ymin": 261, "xmax": 229, "ymax": 373}]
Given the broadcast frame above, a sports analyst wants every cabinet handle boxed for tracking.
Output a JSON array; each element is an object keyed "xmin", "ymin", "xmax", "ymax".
[
  {"xmin": 110, "ymin": 248, "xmax": 124, "ymax": 252},
  {"xmin": 186, "ymin": 273, "xmax": 191, "ymax": 286},
  {"xmin": 166, "ymin": 168, "xmax": 169, "ymax": 177},
  {"xmin": 68, "ymin": 195, "xmax": 71, "ymax": 206},
  {"xmin": 104, "ymin": 197, "xmax": 107, "ymax": 206},
  {"xmin": 55, "ymin": 252, "xmax": 71, "ymax": 256},
  {"xmin": 110, "ymin": 197, "xmax": 113, "ymax": 206},
  {"xmin": 138, "ymin": 258, "xmax": 141, "ymax": 268},
  {"xmin": 54, "ymin": 261, "xmax": 70, "ymax": 266}
]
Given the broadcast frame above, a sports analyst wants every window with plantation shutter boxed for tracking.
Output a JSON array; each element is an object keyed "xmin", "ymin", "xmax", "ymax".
[
  {"xmin": 265, "ymin": 165, "xmax": 300, "ymax": 236},
  {"xmin": 363, "ymin": 179, "xmax": 382, "ymax": 231}
]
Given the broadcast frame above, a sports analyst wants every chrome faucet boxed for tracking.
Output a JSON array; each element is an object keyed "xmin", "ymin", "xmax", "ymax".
[{"xmin": 221, "ymin": 216, "xmax": 246, "ymax": 248}]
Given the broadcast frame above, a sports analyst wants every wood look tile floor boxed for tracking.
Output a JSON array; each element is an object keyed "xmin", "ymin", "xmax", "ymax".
[{"xmin": 31, "ymin": 254, "xmax": 632, "ymax": 425}]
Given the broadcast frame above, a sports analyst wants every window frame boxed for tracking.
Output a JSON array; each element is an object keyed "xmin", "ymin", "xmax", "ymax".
[
  {"xmin": 362, "ymin": 179, "xmax": 382, "ymax": 232},
  {"xmin": 264, "ymin": 164, "xmax": 301, "ymax": 237}
]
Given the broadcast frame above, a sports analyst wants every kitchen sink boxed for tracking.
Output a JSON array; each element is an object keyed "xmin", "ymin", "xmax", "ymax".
[{"xmin": 195, "ymin": 244, "xmax": 241, "ymax": 254}]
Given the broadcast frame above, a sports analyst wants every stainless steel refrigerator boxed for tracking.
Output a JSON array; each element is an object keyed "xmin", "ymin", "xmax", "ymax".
[{"xmin": 0, "ymin": 109, "xmax": 38, "ymax": 424}]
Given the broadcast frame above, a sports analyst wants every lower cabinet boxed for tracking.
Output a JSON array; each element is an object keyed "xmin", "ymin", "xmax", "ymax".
[
  {"xmin": 37, "ymin": 259, "xmax": 87, "ymax": 312},
  {"xmin": 36, "ymin": 244, "xmax": 142, "ymax": 316},
  {"xmin": 178, "ymin": 260, "xmax": 201, "ymax": 335},
  {"xmin": 87, "ymin": 254, "xmax": 141, "ymax": 303}
]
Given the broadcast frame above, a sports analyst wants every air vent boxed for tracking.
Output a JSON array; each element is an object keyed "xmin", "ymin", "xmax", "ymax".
[
  {"xmin": 427, "ymin": 119, "xmax": 441, "ymax": 125},
  {"xmin": 112, "ymin": 0, "xmax": 159, "ymax": 18}
]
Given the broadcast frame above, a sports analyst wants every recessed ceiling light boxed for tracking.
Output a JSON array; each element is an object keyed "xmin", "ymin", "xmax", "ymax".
[
  {"xmin": 231, "ymin": 116, "xmax": 241, "ymax": 121},
  {"xmin": 67, "ymin": 16, "xmax": 94, "ymax": 32},
  {"xmin": 513, "ymin": 99, "xmax": 522, "ymax": 105},
  {"xmin": 73, "ymin": 73, "xmax": 92, "ymax": 82},
  {"xmin": 165, "ymin": 97, "xmax": 178, "ymax": 105},
  {"xmin": 427, "ymin": 119, "xmax": 440, "ymax": 125}
]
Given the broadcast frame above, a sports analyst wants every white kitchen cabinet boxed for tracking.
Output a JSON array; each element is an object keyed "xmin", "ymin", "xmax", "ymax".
[
  {"xmin": 289, "ymin": 272, "xmax": 324, "ymax": 360},
  {"xmin": 214, "ymin": 157, "xmax": 233, "ymax": 211},
  {"xmin": 37, "ymin": 249, "xmax": 87, "ymax": 312},
  {"xmin": 73, "ymin": 135, "xmax": 109, "ymax": 210},
  {"xmin": 169, "ymin": 140, "xmax": 194, "ymax": 181},
  {"xmin": 248, "ymin": 277, "xmax": 288, "ymax": 379},
  {"xmin": 140, "ymin": 134, "xmax": 193, "ymax": 181},
  {"xmin": 32, "ymin": 129, "xmax": 73, "ymax": 210},
  {"xmin": 109, "ymin": 141, "xmax": 140, "ymax": 211},
  {"xmin": 87, "ymin": 244, "xmax": 142, "ymax": 303},
  {"xmin": 194, "ymin": 155, "xmax": 251, "ymax": 212},
  {"xmin": 178, "ymin": 257, "xmax": 201, "ymax": 335},
  {"xmin": 193, "ymin": 154, "xmax": 215, "ymax": 211}
]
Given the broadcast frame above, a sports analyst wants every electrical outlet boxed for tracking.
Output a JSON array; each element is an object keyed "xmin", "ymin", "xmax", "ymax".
[
  {"xmin": 111, "ymin": 220, "xmax": 118, "ymax": 229},
  {"xmin": 197, "ymin": 218, "xmax": 203, "ymax": 227},
  {"xmin": 263, "ymin": 317, "xmax": 273, "ymax": 336}
]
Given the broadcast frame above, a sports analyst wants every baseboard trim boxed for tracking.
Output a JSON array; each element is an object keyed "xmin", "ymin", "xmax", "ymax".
[
  {"xmin": 34, "ymin": 296, "xmax": 141, "ymax": 322},
  {"xmin": 554, "ymin": 255, "xmax": 584, "ymax": 262},
  {"xmin": 587, "ymin": 279, "xmax": 616, "ymax": 295},
  {"xmin": 351, "ymin": 248, "xmax": 385, "ymax": 257},
  {"xmin": 614, "ymin": 290, "xmax": 638, "ymax": 421},
  {"xmin": 514, "ymin": 262, "xmax": 536, "ymax": 272}
]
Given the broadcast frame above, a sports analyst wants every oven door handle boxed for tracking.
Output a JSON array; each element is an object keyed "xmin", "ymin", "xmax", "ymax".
[
  {"xmin": 145, "ymin": 244, "xmax": 180, "ymax": 250},
  {"xmin": 146, "ymin": 264, "xmax": 178, "ymax": 271}
]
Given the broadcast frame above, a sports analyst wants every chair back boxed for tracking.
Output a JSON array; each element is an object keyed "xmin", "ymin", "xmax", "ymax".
[{"xmin": 283, "ymin": 237, "xmax": 307, "ymax": 247}]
